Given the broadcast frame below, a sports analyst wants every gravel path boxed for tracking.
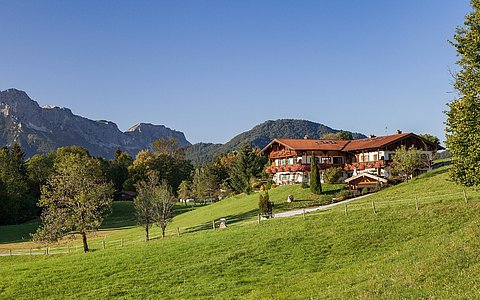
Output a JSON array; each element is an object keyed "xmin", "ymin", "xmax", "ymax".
[{"xmin": 273, "ymin": 194, "xmax": 372, "ymax": 218}]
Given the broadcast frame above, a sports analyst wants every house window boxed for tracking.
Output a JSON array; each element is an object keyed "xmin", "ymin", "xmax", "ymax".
[
  {"xmin": 373, "ymin": 154, "xmax": 378, "ymax": 161},
  {"xmin": 321, "ymin": 157, "xmax": 331, "ymax": 164},
  {"xmin": 333, "ymin": 157, "xmax": 343, "ymax": 164}
]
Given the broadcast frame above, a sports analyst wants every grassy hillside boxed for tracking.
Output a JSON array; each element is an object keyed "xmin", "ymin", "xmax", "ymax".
[
  {"xmin": 2, "ymin": 167, "xmax": 480, "ymax": 299},
  {"xmin": 0, "ymin": 183, "xmax": 342, "ymax": 248}
]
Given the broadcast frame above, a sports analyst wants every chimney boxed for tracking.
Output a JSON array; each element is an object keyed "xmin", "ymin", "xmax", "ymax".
[
  {"xmin": 304, "ymin": 135, "xmax": 309, "ymax": 139},
  {"xmin": 396, "ymin": 130, "xmax": 402, "ymax": 134},
  {"xmin": 369, "ymin": 134, "xmax": 376, "ymax": 138}
]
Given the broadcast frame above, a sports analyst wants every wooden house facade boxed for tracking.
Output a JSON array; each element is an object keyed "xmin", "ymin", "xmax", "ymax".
[{"xmin": 259, "ymin": 132, "xmax": 442, "ymax": 187}]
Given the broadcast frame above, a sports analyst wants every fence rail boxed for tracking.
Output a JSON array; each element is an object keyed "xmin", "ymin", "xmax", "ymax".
[{"xmin": 0, "ymin": 190, "xmax": 475, "ymax": 257}]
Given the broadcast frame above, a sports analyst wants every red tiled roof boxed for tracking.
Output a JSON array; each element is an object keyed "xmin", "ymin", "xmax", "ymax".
[
  {"xmin": 343, "ymin": 133, "xmax": 413, "ymax": 151},
  {"xmin": 273, "ymin": 138, "xmax": 351, "ymax": 151},
  {"xmin": 260, "ymin": 132, "xmax": 442, "ymax": 155}
]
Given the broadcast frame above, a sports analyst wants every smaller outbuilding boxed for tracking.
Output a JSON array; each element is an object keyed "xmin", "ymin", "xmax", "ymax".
[{"xmin": 344, "ymin": 173, "xmax": 388, "ymax": 190}]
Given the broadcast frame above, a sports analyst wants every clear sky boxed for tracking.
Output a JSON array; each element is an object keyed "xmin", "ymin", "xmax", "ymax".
[{"xmin": 0, "ymin": 1, "xmax": 471, "ymax": 144}]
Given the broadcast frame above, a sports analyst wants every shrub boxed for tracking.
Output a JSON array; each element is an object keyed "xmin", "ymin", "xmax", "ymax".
[
  {"xmin": 334, "ymin": 189, "xmax": 353, "ymax": 201},
  {"xmin": 361, "ymin": 187, "xmax": 370, "ymax": 195},
  {"xmin": 301, "ymin": 178, "xmax": 309, "ymax": 189},
  {"xmin": 265, "ymin": 179, "xmax": 274, "ymax": 190},
  {"xmin": 258, "ymin": 191, "xmax": 274, "ymax": 218},
  {"xmin": 323, "ymin": 167, "xmax": 344, "ymax": 184}
]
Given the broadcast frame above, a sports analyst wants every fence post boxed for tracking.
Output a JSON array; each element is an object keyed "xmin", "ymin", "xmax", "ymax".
[
  {"xmin": 46, "ymin": 248, "xmax": 49, "ymax": 255},
  {"xmin": 102, "ymin": 240, "xmax": 106, "ymax": 250},
  {"xmin": 177, "ymin": 227, "xmax": 180, "ymax": 237},
  {"xmin": 212, "ymin": 220, "xmax": 215, "ymax": 230},
  {"xmin": 9, "ymin": 249, "xmax": 12, "ymax": 256},
  {"xmin": 121, "ymin": 239, "xmax": 124, "ymax": 247},
  {"xmin": 258, "ymin": 214, "xmax": 261, "ymax": 224},
  {"xmin": 416, "ymin": 198, "xmax": 419, "ymax": 211},
  {"xmin": 371, "ymin": 201, "xmax": 377, "ymax": 214},
  {"xmin": 463, "ymin": 189, "xmax": 468, "ymax": 208},
  {"xmin": 302, "ymin": 209, "xmax": 306, "ymax": 220},
  {"xmin": 29, "ymin": 248, "xmax": 32, "ymax": 256},
  {"xmin": 344, "ymin": 204, "xmax": 348, "ymax": 216}
]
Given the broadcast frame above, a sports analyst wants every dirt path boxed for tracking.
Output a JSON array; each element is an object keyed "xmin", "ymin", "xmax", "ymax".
[{"xmin": 273, "ymin": 194, "xmax": 372, "ymax": 218}]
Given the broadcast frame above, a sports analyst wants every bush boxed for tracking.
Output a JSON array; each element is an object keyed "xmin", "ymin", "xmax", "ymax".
[
  {"xmin": 259, "ymin": 191, "xmax": 274, "ymax": 218},
  {"xmin": 323, "ymin": 167, "xmax": 344, "ymax": 184},
  {"xmin": 265, "ymin": 179, "xmax": 274, "ymax": 190},
  {"xmin": 361, "ymin": 187, "xmax": 370, "ymax": 195},
  {"xmin": 334, "ymin": 189, "xmax": 353, "ymax": 201},
  {"xmin": 301, "ymin": 179, "xmax": 309, "ymax": 189}
]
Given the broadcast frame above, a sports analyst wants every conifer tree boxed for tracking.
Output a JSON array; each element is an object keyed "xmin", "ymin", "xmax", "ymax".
[
  {"xmin": 309, "ymin": 153, "xmax": 322, "ymax": 194},
  {"xmin": 11, "ymin": 143, "xmax": 26, "ymax": 176},
  {"xmin": 230, "ymin": 144, "xmax": 263, "ymax": 194},
  {"xmin": 446, "ymin": 0, "xmax": 480, "ymax": 187}
]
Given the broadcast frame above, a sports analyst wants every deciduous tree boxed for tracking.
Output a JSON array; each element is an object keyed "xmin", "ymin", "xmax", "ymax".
[
  {"xmin": 446, "ymin": 0, "xmax": 480, "ymax": 187},
  {"xmin": 389, "ymin": 145, "xmax": 427, "ymax": 182},
  {"xmin": 155, "ymin": 180, "xmax": 176, "ymax": 238},
  {"xmin": 33, "ymin": 153, "xmax": 114, "ymax": 252},
  {"xmin": 134, "ymin": 172, "xmax": 160, "ymax": 241}
]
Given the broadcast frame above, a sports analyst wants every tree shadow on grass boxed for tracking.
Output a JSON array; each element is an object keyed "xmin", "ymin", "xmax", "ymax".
[{"xmin": 182, "ymin": 208, "xmax": 261, "ymax": 233}]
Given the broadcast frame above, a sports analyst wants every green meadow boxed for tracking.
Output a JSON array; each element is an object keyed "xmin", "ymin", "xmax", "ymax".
[{"xmin": 2, "ymin": 167, "xmax": 480, "ymax": 299}]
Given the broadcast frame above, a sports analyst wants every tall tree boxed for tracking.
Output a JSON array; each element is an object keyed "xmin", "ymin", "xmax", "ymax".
[
  {"xmin": 230, "ymin": 144, "xmax": 263, "ymax": 194},
  {"xmin": 152, "ymin": 137, "xmax": 185, "ymax": 159},
  {"xmin": 124, "ymin": 149, "xmax": 193, "ymax": 193},
  {"xmin": 155, "ymin": 180, "xmax": 176, "ymax": 238},
  {"xmin": 321, "ymin": 131, "xmax": 353, "ymax": 140},
  {"xmin": 11, "ymin": 143, "xmax": 26, "ymax": 176},
  {"xmin": 26, "ymin": 153, "xmax": 56, "ymax": 200},
  {"xmin": 446, "ymin": 1, "xmax": 480, "ymax": 187},
  {"xmin": 177, "ymin": 180, "xmax": 192, "ymax": 202},
  {"xmin": 0, "ymin": 147, "xmax": 33, "ymax": 224},
  {"xmin": 33, "ymin": 153, "xmax": 114, "ymax": 252},
  {"xmin": 419, "ymin": 134, "xmax": 441, "ymax": 147},
  {"xmin": 107, "ymin": 150, "xmax": 133, "ymax": 193},
  {"xmin": 134, "ymin": 172, "xmax": 160, "ymax": 241},
  {"xmin": 310, "ymin": 153, "xmax": 322, "ymax": 194}
]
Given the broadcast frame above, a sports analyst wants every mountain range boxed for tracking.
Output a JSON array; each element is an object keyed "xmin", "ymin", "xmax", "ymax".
[
  {"xmin": 0, "ymin": 89, "xmax": 190, "ymax": 158},
  {"xmin": 0, "ymin": 88, "xmax": 366, "ymax": 163}
]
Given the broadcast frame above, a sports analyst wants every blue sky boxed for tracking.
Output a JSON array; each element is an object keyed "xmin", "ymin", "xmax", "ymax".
[{"xmin": 0, "ymin": 1, "xmax": 471, "ymax": 144}]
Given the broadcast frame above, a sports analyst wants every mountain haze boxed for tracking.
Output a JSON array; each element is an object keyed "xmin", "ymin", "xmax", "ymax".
[{"xmin": 0, "ymin": 89, "xmax": 190, "ymax": 158}]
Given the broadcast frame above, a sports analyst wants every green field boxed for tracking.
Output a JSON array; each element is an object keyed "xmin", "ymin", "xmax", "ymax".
[
  {"xmin": 2, "ymin": 167, "xmax": 480, "ymax": 299},
  {"xmin": 0, "ymin": 183, "xmax": 343, "ymax": 248}
]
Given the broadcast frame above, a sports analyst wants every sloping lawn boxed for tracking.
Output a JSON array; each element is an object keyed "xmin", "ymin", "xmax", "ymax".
[{"xmin": 1, "ymin": 167, "xmax": 480, "ymax": 299}]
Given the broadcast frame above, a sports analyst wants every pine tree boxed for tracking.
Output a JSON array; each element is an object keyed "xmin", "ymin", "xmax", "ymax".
[
  {"xmin": 230, "ymin": 144, "xmax": 263, "ymax": 194},
  {"xmin": 446, "ymin": 1, "xmax": 480, "ymax": 187},
  {"xmin": 310, "ymin": 153, "xmax": 322, "ymax": 194},
  {"xmin": 11, "ymin": 143, "xmax": 26, "ymax": 176}
]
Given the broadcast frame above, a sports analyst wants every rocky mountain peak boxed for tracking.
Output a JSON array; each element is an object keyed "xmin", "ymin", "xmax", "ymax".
[{"xmin": 0, "ymin": 88, "xmax": 191, "ymax": 158}]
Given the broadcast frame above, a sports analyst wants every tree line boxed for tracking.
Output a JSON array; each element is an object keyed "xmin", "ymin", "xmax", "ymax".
[{"xmin": 0, "ymin": 139, "xmax": 267, "ymax": 251}]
